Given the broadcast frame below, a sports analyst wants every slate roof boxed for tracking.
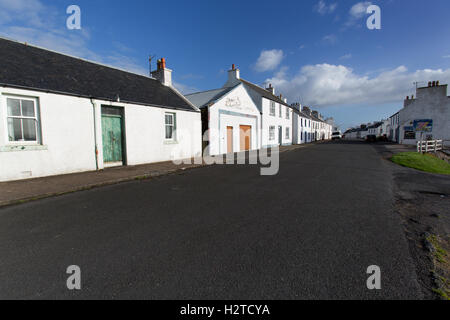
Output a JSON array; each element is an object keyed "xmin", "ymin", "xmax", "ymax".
[
  {"xmin": 368, "ymin": 122, "xmax": 383, "ymax": 129},
  {"xmin": 185, "ymin": 85, "xmax": 239, "ymax": 109},
  {"xmin": 292, "ymin": 108, "xmax": 312, "ymax": 119},
  {"xmin": 239, "ymin": 79, "xmax": 293, "ymax": 109},
  {"xmin": 0, "ymin": 37, "xmax": 197, "ymax": 112}
]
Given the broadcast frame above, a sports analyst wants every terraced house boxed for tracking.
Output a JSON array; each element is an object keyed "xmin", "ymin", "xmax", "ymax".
[
  {"xmin": 186, "ymin": 65, "xmax": 294, "ymax": 156},
  {"xmin": 0, "ymin": 38, "xmax": 202, "ymax": 182}
]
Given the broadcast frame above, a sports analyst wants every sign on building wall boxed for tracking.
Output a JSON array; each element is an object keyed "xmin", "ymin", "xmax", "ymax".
[{"xmin": 413, "ymin": 119, "xmax": 433, "ymax": 132}]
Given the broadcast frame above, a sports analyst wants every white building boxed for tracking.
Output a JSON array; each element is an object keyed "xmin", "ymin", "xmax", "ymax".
[
  {"xmin": 367, "ymin": 122, "xmax": 383, "ymax": 137},
  {"xmin": 388, "ymin": 112, "xmax": 400, "ymax": 142},
  {"xmin": 186, "ymin": 65, "xmax": 294, "ymax": 155},
  {"xmin": 240, "ymin": 81, "xmax": 293, "ymax": 148},
  {"xmin": 399, "ymin": 81, "xmax": 450, "ymax": 146},
  {"xmin": 185, "ymin": 81, "xmax": 261, "ymax": 155},
  {"xmin": 0, "ymin": 38, "xmax": 202, "ymax": 182},
  {"xmin": 291, "ymin": 103, "xmax": 313, "ymax": 144}
]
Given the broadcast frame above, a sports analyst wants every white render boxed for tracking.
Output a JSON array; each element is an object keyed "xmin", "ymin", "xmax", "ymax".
[
  {"xmin": 399, "ymin": 84, "xmax": 450, "ymax": 146},
  {"xmin": 198, "ymin": 84, "xmax": 261, "ymax": 156},
  {"xmin": 293, "ymin": 110, "xmax": 312, "ymax": 144},
  {"xmin": 260, "ymin": 97, "xmax": 293, "ymax": 147},
  {"xmin": 0, "ymin": 86, "xmax": 202, "ymax": 182}
]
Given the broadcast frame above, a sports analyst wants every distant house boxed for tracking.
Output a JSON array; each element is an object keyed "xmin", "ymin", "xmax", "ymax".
[
  {"xmin": 399, "ymin": 81, "xmax": 450, "ymax": 146},
  {"xmin": 185, "ymin": 80, "xmax": 261, "ymax": 155},
  {"xmin": 368, "ymin": 122, "xmax": 383, "ymax": 137},
  {"xmin": 0, "ymin": 38, "xmax": 202, "ymax": 182},
  {"xmin": 186, "ymin": 65, "xmax": 294, "ymax": 155},
  {"xmin": 388, "ymin": 112, "xmax": 400, "ymax": 143},
  {"xmin": 291, "ymin": 103, "xmax": 312, "ymax": 144}
]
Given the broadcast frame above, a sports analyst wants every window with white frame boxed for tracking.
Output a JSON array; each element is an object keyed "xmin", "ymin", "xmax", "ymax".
[
  {"xmin": 269, "ymin": 126, "xmax": 275, "ymax": 140},
  {"xmin": 286, "ymin": 107, "xmax": 290, "ymax": 119},
  {"xmin": 165, "ymin": 112, "xmax": 176, "ymax": 140},
  {"xmin": 6, "ymin": 96, "xmax": 40, "ymax": 143},
  {"xmin": 270, "ymin": 101, "xmax": 275, "ymax": 116},
  {"xmin": 285, "ymin": 127, "xmax": 290, "ymax": 139}
]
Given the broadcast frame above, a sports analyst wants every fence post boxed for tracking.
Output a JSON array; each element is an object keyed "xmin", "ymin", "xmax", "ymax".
[{"xmin": 434, "ymin": 140, "xmax": 437, "ymax": 153}]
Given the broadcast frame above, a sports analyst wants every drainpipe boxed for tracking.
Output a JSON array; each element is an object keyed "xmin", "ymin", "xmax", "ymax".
[{"xmin": 90, "ymin": 98, "xmax": 99, "ymax": 170}]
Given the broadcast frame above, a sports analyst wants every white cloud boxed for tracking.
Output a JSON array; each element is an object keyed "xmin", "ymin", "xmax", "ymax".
[
  {"xmin": 0, "ymin": 0, "xmax": 152, "ymax": 78},
  {"xmin": 314, "ymin": 1, "xmax": 338, "ymax": 15},
  {"xmin": 340, "ymin": 53, "xmax": 352, "ymax": 60},
  {"xmin": 443, "ymin": 55, "xmax": 450, "ymax": 59},
  {"xmin": 322, "ymin": 34, "xmax": 337, "ymax": 45},
  {"xmin": 345, "ymin": 1, "xmax": 372, "ymax": 27},
  {"xmin": 264, "ymin": 63, "xmax": 450, "ymax": 107},
  {"xmin": 254, "ymin": 49, "xmax": 284, "ymax": 72}
]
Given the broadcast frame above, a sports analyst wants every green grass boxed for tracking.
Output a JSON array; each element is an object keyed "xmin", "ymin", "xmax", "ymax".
[{"xmin": 391, "ymin": 152, "xmax": 450, "ymax": 175}]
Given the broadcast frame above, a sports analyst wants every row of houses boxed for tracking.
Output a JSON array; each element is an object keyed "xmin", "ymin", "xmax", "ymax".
[
  {"xmin": 344, "ymin": 81, "xmax": 450, "ymax": 146},
  {"xmin": 186, "ymin": 65, "xmax": 333, "ymax": 156},
  {"xmin": 0, "ymin": 38, "xmax": 332, "ymax": 182}
]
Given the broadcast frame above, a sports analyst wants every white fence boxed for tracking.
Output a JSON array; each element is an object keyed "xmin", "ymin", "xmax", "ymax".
[{"xmin": 417, "ymin": 140, "xmax": 443, "ymax": 153}]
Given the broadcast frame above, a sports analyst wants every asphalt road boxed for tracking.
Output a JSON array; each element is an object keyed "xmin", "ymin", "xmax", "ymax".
[{"xmin": 0, "ymin": 141, "xmax": 423, "ymax": 299}]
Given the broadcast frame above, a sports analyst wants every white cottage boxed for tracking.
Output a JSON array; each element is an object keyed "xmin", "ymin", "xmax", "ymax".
[
  {"xmin": 291, "ymin": 103, "xmax": 313, "ymax": 144},
  {"xmin": 0, "ymin": 38, "xmax": 202, "ymax": 182},
  {"xmin": 399, "ymin": 81, "xmax": 450, "ymax": 146},
  {"xmin": 217, "ymin": 65, "xmax": 294, "ymax": 147},
  {"xmin": 186, "ymin": 65, "xmax": 295, "ymax": 155},
  {"xmin": 186, "ymin": 81, "xmax": 261, "ymax": 156}
]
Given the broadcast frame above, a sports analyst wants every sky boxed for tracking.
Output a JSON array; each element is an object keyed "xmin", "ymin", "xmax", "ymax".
[{"xmin": 1, "ymin": 0, "xmax": 450, "ymax": 129}]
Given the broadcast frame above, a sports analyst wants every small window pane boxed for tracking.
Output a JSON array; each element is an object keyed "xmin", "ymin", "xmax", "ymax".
[
  {"xmin": 22, "ymin": 100, "xmax": 35, "ymax": 117},
  {"xmin": 7, "ymin": 98, "xmax": 21, "ymax": 116},
  {"xmin": 8, "ymin": 118, "xmax": 22, "ymax": 141},
  {"xmin": 23, "ymin": 119, "xmax": 37, "ymax": 141},
  {"xmin": 165, "ymin": 125, "xmax": 173, "ymax": 139},
  {"xmin": 165, "ymin": 114, "xmax": 173, "ymax": 125}
]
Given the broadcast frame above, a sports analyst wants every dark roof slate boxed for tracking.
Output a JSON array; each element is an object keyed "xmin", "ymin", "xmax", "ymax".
[
  {"xmin": 239, "ymin": 79, "xmax": 293, "ymax": 109},
  {"xmin": 0, "ymin": 38, "xmax": 197, "ymax": 112}
]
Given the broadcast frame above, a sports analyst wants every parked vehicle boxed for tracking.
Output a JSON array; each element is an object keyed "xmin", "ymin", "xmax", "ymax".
[
  {"xmin": 366, "ymin": 135, "xmax": 377, "ymax": 143},
  {"xmin": 332, "ymin": 131, "xmax": 342, "ymax": 140}
]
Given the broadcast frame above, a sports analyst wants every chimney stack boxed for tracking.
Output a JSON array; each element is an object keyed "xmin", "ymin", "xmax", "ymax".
[
  {"xmin": 266, "ymin": 83, "xmax": 275, "ymax": 95},
  {"xmin": 224, "ymin": 64, "xmax": 240, "ymax": 87},
  {"xmin": 151, "ymin": 57, "xmax": 172, "ymax": 87}
]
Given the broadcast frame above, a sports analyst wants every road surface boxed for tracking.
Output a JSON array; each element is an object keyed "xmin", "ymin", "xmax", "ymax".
[{"xmin": 0, "ymin": 141, "xmax": 423, "ymax": 299}]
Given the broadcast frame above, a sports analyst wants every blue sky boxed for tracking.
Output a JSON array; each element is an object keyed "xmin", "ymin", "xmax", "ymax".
[{"xmin": 1, "ymin": 0, "xmax": 450, "ymax": 129}]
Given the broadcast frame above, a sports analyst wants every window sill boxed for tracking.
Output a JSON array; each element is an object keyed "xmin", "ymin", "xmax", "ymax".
[
  {"xmin": 164, "ymin": 140, "xmax": 179, "ymax": 145},
  {"xmin": 0, "ymin": 145, "xmax": 48, "ymax": 152}
]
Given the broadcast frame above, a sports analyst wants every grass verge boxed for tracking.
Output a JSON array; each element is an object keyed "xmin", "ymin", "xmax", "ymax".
[{"xmin": 391, "ymin": 152, "xmax": 450, "ymax": 175}]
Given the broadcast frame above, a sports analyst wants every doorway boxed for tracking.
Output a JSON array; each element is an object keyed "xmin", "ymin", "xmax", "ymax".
[
  {"xmin": 101, "ymin": 106, "xmax": 125, "ymax": 167},
  {"xmin": 239, "ymin": 125, "xmax": 251, "ymax": 151},
  {"xmin": 278, "ymin": 126, "xmax": 282, "ymax": 146},
  {"xmin": 227, "ymin": 126, "xmax": 234, "ymax": 153}
]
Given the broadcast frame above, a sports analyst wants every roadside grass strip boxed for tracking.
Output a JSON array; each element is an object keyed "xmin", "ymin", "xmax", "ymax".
[{"xmin": 391, "ymin": 152, "xmax": 450, "ymax": 175}]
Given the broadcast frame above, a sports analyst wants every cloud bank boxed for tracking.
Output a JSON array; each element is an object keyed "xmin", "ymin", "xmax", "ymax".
[{"xmin": 264, "ymin": 64, "xmax": 450, "ymax": 107}]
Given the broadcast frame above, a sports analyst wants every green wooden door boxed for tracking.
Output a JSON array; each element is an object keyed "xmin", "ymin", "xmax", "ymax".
[{"xmin": 102, "ymin": 115, "xmax": 123, "ymax": 163}]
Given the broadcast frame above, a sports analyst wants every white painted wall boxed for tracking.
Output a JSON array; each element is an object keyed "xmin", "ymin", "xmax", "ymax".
[
  {"xmin": 293, "ymin": 112, "xmax": 312, "ymax": 144},
  {"xmin": 261, "ymin": 98, "xmax": 293, "ymax": 147},
  {"xmin": 399, "ymin": 85, "xmax": 450, "ymax": 146},
  {"xmin": 206, "ymin": 84, "xmax": 261, "ymax": 156},
  {"xmin": 0, "ymin": 87, "xmax": 202, "ymax": 182}
]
